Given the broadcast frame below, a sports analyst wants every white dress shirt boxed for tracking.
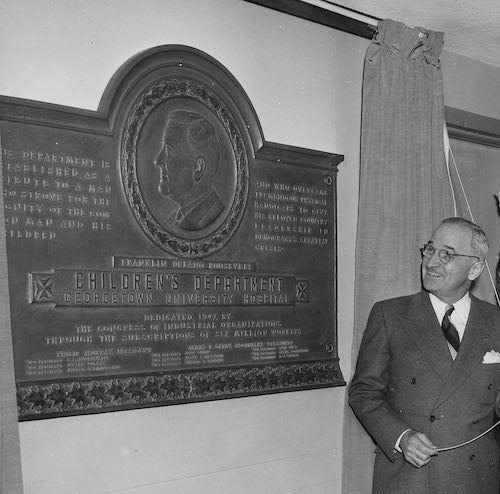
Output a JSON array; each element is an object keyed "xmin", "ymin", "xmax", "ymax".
[{"xmin": 428, "ymin": 291, "xmax": 471, "ymax": 342}]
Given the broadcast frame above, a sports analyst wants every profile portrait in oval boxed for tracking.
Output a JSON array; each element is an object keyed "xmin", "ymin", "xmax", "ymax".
[
  {"xmin": 154, "ymin": 110, "xmax": 225, "ymax": 231},
  {"xmin": 121, "ymin": 78, "xmax": 248, "ymax": 257}
]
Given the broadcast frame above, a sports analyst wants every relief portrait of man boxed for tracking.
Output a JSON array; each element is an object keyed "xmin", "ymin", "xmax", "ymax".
[{"xmin": 154, "ymin": 110, "xmax": 225, "ymax": 231}]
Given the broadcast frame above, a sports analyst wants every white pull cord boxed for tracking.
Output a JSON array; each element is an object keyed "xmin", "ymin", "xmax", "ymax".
[
  {"xmin": 437, "ymin": 420, "xmax": 500, "ymax": 452},
  {"xmin": 443, "ymin": 122, "xmax": 458, "ymax": 217}
]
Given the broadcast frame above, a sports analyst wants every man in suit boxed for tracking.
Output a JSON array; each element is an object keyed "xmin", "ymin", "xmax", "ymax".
[
  {"xmin": 154, "ymin": 110, "xmax": 225, "ymax": 231},
  {"xmin": 349, "ymin": 217, "xmax": 500, "ymax": 494}
]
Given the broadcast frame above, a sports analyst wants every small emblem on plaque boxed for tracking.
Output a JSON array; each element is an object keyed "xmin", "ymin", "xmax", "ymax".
[
  {"xmin": 30, "ymin": 274, "xmax": 54, "ymax": 303},
  {"xmin": 296, "ymin": 280, "xmax": 309, "ymax": 302}
]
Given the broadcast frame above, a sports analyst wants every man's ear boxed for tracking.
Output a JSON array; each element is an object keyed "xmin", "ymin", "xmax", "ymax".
[
  {"xmin": 468, "ymin": 260, "xmax": 485, "ymax": 281},
  {"xmin": 193, "ymin": 156, "xmax": 205, "ymax": 182}
]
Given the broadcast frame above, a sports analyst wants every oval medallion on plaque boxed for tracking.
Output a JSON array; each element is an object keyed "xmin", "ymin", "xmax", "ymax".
[{"xmin": 121, "ymin": 78, "xmax": 249, "ymax": 258}]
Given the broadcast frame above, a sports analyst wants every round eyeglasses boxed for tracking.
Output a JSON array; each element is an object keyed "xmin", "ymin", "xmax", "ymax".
[{"xmin": 420, "ymin": 243, "xmax": 480, "ymax": 264}]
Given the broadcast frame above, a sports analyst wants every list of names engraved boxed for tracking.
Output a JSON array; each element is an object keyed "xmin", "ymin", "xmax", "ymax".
[{"xmin": 25, "ymin": 311, "xmax": 308, "ymax": 377}]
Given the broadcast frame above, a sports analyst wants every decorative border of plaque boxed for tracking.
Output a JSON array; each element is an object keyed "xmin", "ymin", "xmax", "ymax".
[
  {"xmin": 17, "ymin": 361, "xmax": 342, "ymax": 419},
  {"xmin": 0, "ymin": 45, "xmax": 345, "ymax": 420}
]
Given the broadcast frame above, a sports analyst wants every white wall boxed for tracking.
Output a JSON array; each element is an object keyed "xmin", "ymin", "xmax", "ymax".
[
  {"xmin": 442, "ymin": 50, "xmax": 500, "ymax": 120},
  {"xmin": 0, "ymin": 1, "xmax": 366, "ymax": 492}
]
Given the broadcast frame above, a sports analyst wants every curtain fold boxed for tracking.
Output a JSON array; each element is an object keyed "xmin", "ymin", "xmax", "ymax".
[{"xmin": 342, "ymin": 19, "xmax": 454, "ymax": 493}]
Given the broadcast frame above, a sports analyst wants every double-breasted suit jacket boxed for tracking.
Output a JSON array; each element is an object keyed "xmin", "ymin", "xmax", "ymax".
[{"xmin": 349, "ymin": 291, "xmax": 500, "ymax": 494}]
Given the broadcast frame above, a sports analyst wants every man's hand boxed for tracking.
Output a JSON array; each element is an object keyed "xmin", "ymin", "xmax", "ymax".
[{"xmin": 399, "ymin": 430, "xmax": 438, "ymax": 468}]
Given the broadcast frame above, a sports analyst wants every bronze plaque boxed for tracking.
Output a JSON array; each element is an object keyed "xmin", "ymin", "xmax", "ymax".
[{"xmin": 0, "ymin": 46, "xmax": 344, "ymax": 420}]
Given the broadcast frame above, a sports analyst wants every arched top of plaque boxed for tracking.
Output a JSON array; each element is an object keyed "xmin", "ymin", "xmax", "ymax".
[{"xmin": 103, "ymin": 46, "xmax": 262, "ymax": 258}]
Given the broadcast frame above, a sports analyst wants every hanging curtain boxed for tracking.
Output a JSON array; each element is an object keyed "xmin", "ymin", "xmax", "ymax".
[{"xmin": 342, "ymin": 19, "xmax": 454, "ymax": 493}]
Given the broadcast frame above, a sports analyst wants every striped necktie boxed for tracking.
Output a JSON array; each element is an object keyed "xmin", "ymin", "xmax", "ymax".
[{"xmin": 442, "ymin": 305, "xmax": 460, "ymax": 352}]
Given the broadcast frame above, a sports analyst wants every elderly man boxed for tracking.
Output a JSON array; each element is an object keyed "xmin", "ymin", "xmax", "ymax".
[{"xmin": 349, "ymin": 217, "xmax": 500, "ymax": 494}]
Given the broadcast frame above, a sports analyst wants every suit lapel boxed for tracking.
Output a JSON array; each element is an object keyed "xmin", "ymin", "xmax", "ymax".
[
  {"xmin": 399, "ymin": 292, "xmax": 454, "ymax": 381},
  {"xmin": 435, "ymin": 296, "xmax": 494, "ymax": 407}
]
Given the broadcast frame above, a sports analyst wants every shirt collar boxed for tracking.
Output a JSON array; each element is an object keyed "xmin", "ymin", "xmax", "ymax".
[{"xmin": 428, "ymin": 291, "xmax": 471, "ymax": 325}]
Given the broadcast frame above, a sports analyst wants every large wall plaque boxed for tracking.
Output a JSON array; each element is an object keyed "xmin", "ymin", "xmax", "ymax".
[{"xmin": 0, "ymin": 46, "xmax": 344, "ymax": 420}]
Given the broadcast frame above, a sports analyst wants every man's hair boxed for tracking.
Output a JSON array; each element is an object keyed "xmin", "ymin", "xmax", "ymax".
[
  {"xmin": 168, "ymin": 110, "xmax": 221, "ymax": 178},
  {"xmin": 440, "ymin": 217, "xmax": 488, "ymax": 260}
]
